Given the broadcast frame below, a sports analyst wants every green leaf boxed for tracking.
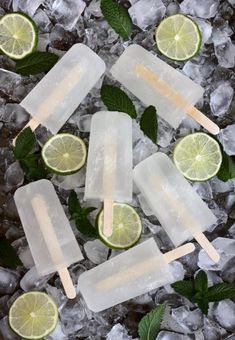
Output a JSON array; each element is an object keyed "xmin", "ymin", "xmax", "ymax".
[
  {"xmin": 14, "ymin": 127, "xmax": 36, "ymax": 159},
  {"xmin": 138, "ymin": 304, "xmax": 165, "ymax": 340},
  {"xmin": 196, "ymin": 297, "xmax": 209, "ymax": 315},
  {"xmin": 101, "ymin": 0, "xmax": 132, "ymax": 39},
  {"xmin": 68, "ymin": 190, "xmax": 82, "ymax": 216},
  {"xmin": 75, "ymin": 218, "xmax": 98, "ymax": 238},
  {"xmin": 20, "ymin": 154, "xmax": 46, "ymax": 180},
  {"xmin": 101, "ymin": 85, "xmax": 137, "ymax": 118},
  {"xmin": 207, "ymin": 283, "xmax": 235, "ymax": 302},
  {"xmin": 171, "ymin": 280, "xmax": 195, "ymax": 300},
  {"xmin": 140, "ymin": 106, "xmax": 157, "ymax": 143},
  {"xmin": 0, "ymin": 237, "xmax": 22, "ymax": 269},
  {"xmin": 16, "ymin": 51, "xmax": 59, "ymax": 76},
  {"xmin": 194, "ymin": 271, "xmax": 208, "ymax": 293},
  {"xmin": 217, "ymin": 149, "xmax": 235, "ymax": 182}
]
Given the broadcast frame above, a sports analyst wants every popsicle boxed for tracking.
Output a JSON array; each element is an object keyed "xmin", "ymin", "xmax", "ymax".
[
  {"xmin": 133, "ymin": 153, "xmax": 219, "ymax": 262},
  {"xmin": 110, "ymin": 44, "xmax": 219, "ymax": 135},
  {"xmin": 84, "ymin": 111, "xmax": 133, "ymax": 237},
  {"xmin": 14, "ymin": 179, "xmax": 83, "ymax": 299},
  {"xmin": 13, "ymin": 43, "xmax": 105, "ymax": 143},
  {"xmin": 78, "ymin": 238, "xmax": 195, "ymax": 312}
]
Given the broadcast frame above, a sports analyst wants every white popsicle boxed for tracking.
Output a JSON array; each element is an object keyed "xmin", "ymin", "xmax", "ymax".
[
  {"xmin": 111, "ymin": 44, "xmax": 219, "ymax": 135},
  {"xmin": 14, "ymin": 179, "xmax": 83, "ymax": 299},
  {"xmin": 78, "ymin": 238, "xmax": 195, "ymax": 312},
  {"xmin": 133, "ymin": 153, "xmax": 220, "ymax": 262},
  {"xmin": 14, "ymin": 44, "xmax": 105, "ymax": 140},
  {"xmin": 85, "ymin": 111, "xmax": 133, "ymax": 236}
]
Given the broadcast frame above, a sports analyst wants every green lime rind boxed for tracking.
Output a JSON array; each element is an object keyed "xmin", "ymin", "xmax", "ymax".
[
  {"xmin": 97, "ymin": 203, "xmax": 142, "ymax": 250},
  {"xmin": 9, "ymin": 291, "xmax": 58, "ymax": 339},
  {"xmin": 0, "ymin": 12, "xmax": 38, "ymax": 60},
  {"xmin": 42, "ymin": 133, "xmax": 87, "ymax": 176},
  {"xmin": 155, "ymin": 14, "xmax": 202, "ymax": 61},
  {"xmin": 173, "ymin": 132, "xmax": 222, "ymax": 182}
]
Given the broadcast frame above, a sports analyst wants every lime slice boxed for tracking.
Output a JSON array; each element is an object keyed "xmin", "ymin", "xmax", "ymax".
[
  {"xmin": 42, "ymin": 133, "xmax": 87, "ymax": 175},
  {"xmin": 97, "ymin": 203, "xmax": 142, "ymax": 249},
  {"xmin": 173, "ymin": 132, "xmax": 222, "ymax": 181},
  {"xmin": 0, "ymin": 13, "xmax": 38, "ymax": 60},
  {"xmin": 155, "ymin": 14, "xmax": 202, "ymax": 61},
  {"xmin": 9, "ymin": 292, "xmax": 58, "ymax": 339}
]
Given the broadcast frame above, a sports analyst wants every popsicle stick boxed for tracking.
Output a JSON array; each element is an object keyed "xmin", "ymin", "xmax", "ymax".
[
  {"xmin": 58, "ymin": 268, "xmax": 76, "ymax": 299},
  {"xmin": 12, "ymin": 118, "xmax": 40, "ymax": 147},
  {"xmin": 96, "ymin": 242, "xmax": 195, "ymax": 291},
  {"xmin": 151, "ymin": 177, "xmax": 220, "ymax": 263},
  {"xmin": 193, "ymin": 232, "xmax": 220, "ymax": 263},
  {"xmin": 135, "ymin": 64, "xmax": 220, "ymax": 135},
  {"xmin": 13, "ymin": 64, "xmax": 84, "ymax": 146},
  {"xmin": 31, "ymin": 196, "xmax": 76, "ymax": 299},
  {"xmin": 103, "ymin": 198, "xmax": 114, "ymax": 237},
  {"xmin": 163, "ymin": 243, "xmax": 195, "ymax": 263},
  {"xmin": 102, "ymin": 126, "xmax": 117, "ymax": 237}
]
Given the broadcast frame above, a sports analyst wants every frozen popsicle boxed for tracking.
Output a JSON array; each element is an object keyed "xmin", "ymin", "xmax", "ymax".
[
  {"xmin": 85, "ymin": 111, "xmax": 132, "ymax": 237},
  {"xmin": 133, "ymin": 153, "xmax": 220, "ymax": 262},
  {"xmin": 110, "ymin": 44, "xmax": 219, "ymax": 135},
  {"xmin": 13, "ymin": 44, "xmax": 105, "ymax": 144},
  {"xmin": 85, "ymin": 111, "xmax": 132, "ymax": 236},
  {"xmin": 78, "ymin": 238, "xmax": 195, "ymax": 312},
  {"xmin": 14, "ymin": 179, "xmax": 83, "ymax": 299}
]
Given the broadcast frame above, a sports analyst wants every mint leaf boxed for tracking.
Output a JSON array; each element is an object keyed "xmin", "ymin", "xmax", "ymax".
[
  {"xmin": 140, "ymin": 106, "xmax": 157, "ymax": 143},
  {"xmin": 69, "ymin": 191, "xmax": 98, "ymax": 238},
  {"xmin": 138, "ymin": 304, "xmax": 165, "ymax": 340},
  {"xmin": 101, "ymin": 0, "xmax": 132, "ymax": 39},
  {"xmin": 195, "ymin": 296, "xmax": 209, "ymax": 315},
  {"xmin": 217, "ymin": 149, "xmax": 235, "ymax": 182},
  {"xmin": 101, "ymin": 85, "xmax": 137, "ymax": 118},
  {"xmin": 207, "ymin": 283, "xmax": 235, "ymax": 302},
  {"xmin": 20, "ymin": 154, "xmax": 46, "ymax": 180},
  {"xmin": 194, "ymin": 271, "xmax": 208, "ymax": 293},
  {"xmin": 16, "ymin": 52, "xmax": 59, "ymax": 76},
  {"xmin": 171, "ymin": 280, "xmax": 195, "ymax": 300},
  {"xmin": 0, "ymin": 237, "xmax": 22, "ymax": 269},
  {"xmin": 14, "ymin": 127, "xmax": 36, "ymax": 159},
  {"xmin": 68, "ymin": 190, "xmax": 82, "ymax": 215}
]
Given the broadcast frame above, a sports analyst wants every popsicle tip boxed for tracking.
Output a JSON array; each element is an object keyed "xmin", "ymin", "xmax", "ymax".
[
  {"xmin": 103, "ymin": 227, "xmax": 113, "ymax": 238},
  {"xmin": 66, "ymin": 289, "xmax": 77, "ymax": 300},
  {"xmin": 210, "ymin": 124, "xmax": 220, "ymax": 135}
]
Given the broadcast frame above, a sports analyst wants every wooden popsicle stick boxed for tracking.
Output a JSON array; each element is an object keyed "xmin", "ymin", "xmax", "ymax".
[
  {"xmin": 31, "ymin": 196, "xmax": 76, "ymax": 299},
  {"xmin": 96, "ymin": 242, "xmax": 195, "ymax": 291},
  {"xmin": 103, "ymin": 198, "xmax": 114, "ymax": 237},
  {"xmin": 13, "ymin": 64, "xmax": 84, "ymax": 146},
  {"xmin": 193, "ymin": 232, "xmax": 220, "ymax": 263},
  {"xmin": 12, "ymin": 118, "xmax": 40, "ymax": 147},
  {"xmin": 102, "ymin": 126, "xmax": 117, "ymax": 237},
  {"xmin": 151, "ymin": 177, "xmax": 220, "ymax": 263},
  {"xmin": 135, "ymin": 64, "xmax": 220, "ymax": 135},
  {"xmin": 58, "ymin": 268, "xmax": 76, "ymax": 299}
]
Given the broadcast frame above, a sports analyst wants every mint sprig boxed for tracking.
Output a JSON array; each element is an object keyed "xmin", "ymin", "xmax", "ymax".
[
  {"xmin": 138, "ymin": 304, "xmax": 165, "ymax": 340},
  {"xmin": 101, "ymin": 0, "xmax": 132, "ymax": 39},
  {"xmin": 68, "ymin": 190, "xmax": 98, "ymax": 238},
  {"xmin": 101, "ymin": 84, "xmax": 137, "ymax": 118},
  {"xmin": 217, "ymin": 149, "xmax": 235, "ymax": 182},
  {"xmin": 16, "ymin": 51, "xmax": 59, "ymax": 76},
  {"xmin": 14, "ymin": 127, "xmax": 46, "ymax": 180},
  {"xmin": 0, "ymin": 236, "xmax": 22, "ymax": 269},
  {"xmin": 140, "ymin": 106, "xmax": 157, "ymax": 143},
  {"xmin": 171, "ymin": 270, "xmax": 235, "ymax": 315}
]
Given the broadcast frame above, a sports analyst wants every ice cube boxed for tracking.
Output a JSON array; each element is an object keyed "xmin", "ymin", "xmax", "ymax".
[
  {"xmin": 210, "ymin": 82, "xmax": 234, "ymax": 116},
  {"xmin": 52, "ymin": 0, "xmax": 86, "ymax": 30},
  {"xmin": 106, "ymin": 324, "xmax": 133, "ymax": 340},
  {"xmin": 20, "ymin": 266, "xmax": 53, "ymax": 291},
  {"xmin": 157, "ymin": 331, "xmax": 191, "ymax": 340},
  {"xmin": 198, "ymin": 237, "xmax": 235, "ymax": 271},
  {"xmin": 180, "ymin": 0, "xmax": 219, "ymax": 18},
  {"xmin": 12, "ymin": 0, "xmax": 44, "ymax": 17},
  {"xmin": 0, "ymin": 267, "xmax": 20, "ymax": 295},
  {"xmin": 213, "ymin": 300, "xmax": 235, "ymax": 331},
  {"xmin": 0, "ymin": 316, "xmax": 20, "ymax": 340},
  {"xmin": 218, "ymin": 124, "xmax": 235, "ymax": 156},
  {"xmin": 172, "ymin": 306, "xmax": 204, "ymax": 332},
  {"xmin": 133, "ymin": 136, "xmax": 158, "ymax": 166},
  {"xmin": 194, "ymin": 18, "xmax": 212, "ymax": 44},
  {"xmin": 45, "ymin": 323, "xmax": 67, "ymax": 340},
  {"xmin": 4, "ymin": 162, "xmax": 24, "ymax": 192},
  {"xmin": 128, "ymin": 0, "xmax": 166, "ymax": 30},
  {"xmin": 52, "ymin": 168, "xmax": 86, "ymax": 190},
  {"xmin": 221, "ymin": 256, "xmax": 235, "ymax": 284},
  {"xmin": 84, "ymin": 239, "xmax": 109, "ymax": 265},
  {"xmin": 166, "ymin": 2, "xmax": 180, "ymax": 16},
  {"xmin": 214, "ymin": 38, "xmax": 235, "ymax": 69},
  {"xmin": 59, "ymin": 298, "xmax": 86, "ymax": 335}
]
